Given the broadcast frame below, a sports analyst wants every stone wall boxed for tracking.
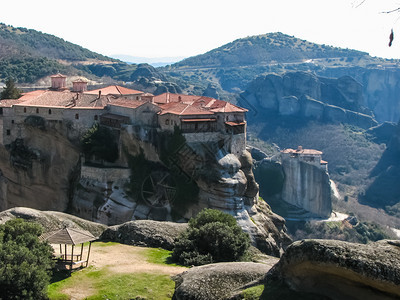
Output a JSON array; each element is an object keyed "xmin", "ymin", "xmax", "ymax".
[{"xmin": 81, "ymin": 165, "xmax": 130, "ymax": 183}]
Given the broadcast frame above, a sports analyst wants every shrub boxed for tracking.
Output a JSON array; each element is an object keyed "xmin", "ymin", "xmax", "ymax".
[
  {"xmin": 172, "ymin": 209, "xmax": 250, "ymax": 266},
  {"xmin": 0, "ymin": 219, "xmax": 54, "ymax": 299},
  {"xmin": 81, "ymin": 124, "xmax": 119, "ymax": 163}
]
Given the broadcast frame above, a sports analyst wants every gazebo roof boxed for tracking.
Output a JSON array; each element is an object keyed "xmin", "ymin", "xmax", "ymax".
[{"xmin": 40, "ymin": 227, "xmax": 97, "ymax": 245}]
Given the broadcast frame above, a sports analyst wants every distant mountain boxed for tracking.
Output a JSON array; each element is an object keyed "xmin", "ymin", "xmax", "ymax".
[
  {"xmin": 111, "ymin": 54, "xmax": 186, "ymax": 67},
  {"xmin": 0, "ymin": 23, "xmax": 119, "ymax": 83},
  {"xmin": 0, "ymin": 23, "xmax": 112, "ymax": 62},
  {"xmin": 162, "ymin": 32, "xmax": 395, "ymax": 93},
  {"xmin": 172, "ymin": 32, "xmax": 370, "ymax": 68}
]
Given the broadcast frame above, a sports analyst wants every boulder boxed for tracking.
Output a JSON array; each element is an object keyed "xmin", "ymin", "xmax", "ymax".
[
  {"xmin": 264, "ymin": 239, "xmax": 400, "ymax": 299},
  {"xmin": 0, "ymin": 207, "xmax": 106, "ymax": 237},
  {"xmin": 172, "ymin": 261, "xmax": 276, "ymax": 300},
  {"xmin": 100, "ymin": 220, "xmax": 187, "ymax": 250}
]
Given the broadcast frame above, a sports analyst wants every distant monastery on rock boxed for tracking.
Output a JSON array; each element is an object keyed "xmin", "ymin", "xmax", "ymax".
[{"xmin": 0, "ymin": 74, "xmax": 247, "ymax": 155}]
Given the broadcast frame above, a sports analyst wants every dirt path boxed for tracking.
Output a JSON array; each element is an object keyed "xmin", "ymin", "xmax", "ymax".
[
  {"xmin": 59, "ymin": 243, "xmax": 186, "ymax": 300},
  {"xmin": 89, "ymin": 243, "xmax": 187, "ymax": 275}
]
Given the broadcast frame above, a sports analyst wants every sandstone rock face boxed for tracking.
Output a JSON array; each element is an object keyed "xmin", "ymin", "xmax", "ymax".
[
  {"xmin": 242, "ymin": 71, "xmax": 377, "ymax": 128},
  {"xmin": 243, "ymin": 200, "xmax": 292, "ymax": 256},
  {"xmin": 363, "ymin": 69, "xmax": 400, "ymax": 123},
  {"xmin": 0, "ymin": 125, "xmax": 80, "ymax": 212},
  {"xmin": 100, "ymin": 220, "xmax": 188, "ymax": 250},
  {"xmin": 279, "ymin": 96, "xmax": 300, "ymax": 116},
  {"xmin": 172, "ymin": 262, "xmax": 276, "ymax": 300},
  {"xmin": 281, "ymin": 158, "xmax": 332, "ymax": 218},
  {"xmin": 264, "ymin": 239, "xmax": 400, "ymax": 300}
]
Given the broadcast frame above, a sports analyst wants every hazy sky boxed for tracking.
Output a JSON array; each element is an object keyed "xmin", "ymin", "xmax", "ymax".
[{"xmin": 2, "ymin": 0, "xmax": 400, "ymax": 59}]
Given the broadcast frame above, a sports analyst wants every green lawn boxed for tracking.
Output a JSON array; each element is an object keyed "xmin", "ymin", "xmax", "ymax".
[{"xmin": 47, "ymin": 243, "xmax": 183, "ymax": 300}]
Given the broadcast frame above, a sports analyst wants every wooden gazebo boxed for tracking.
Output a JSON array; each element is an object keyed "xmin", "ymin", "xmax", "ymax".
[{"xmin": 40, "ymin": 227, "xmax": 97, "ymax": 271}]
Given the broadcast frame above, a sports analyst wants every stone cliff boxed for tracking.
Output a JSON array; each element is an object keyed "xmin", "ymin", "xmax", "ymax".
[
  {"xmin": 281, "ymin": 154, "xmax": 332, "ymax": 218},
  {"xmin": 242, "ymin": 71, "xmax": 377, "ymax": 129},
  {"xmin": 252, "ymin": 147, "xmax": 333, "ymax": 219},
  {"xmin": 72, "ymin": 125, "xmax": 291, "ymax": 256},
  {"xmin": 0, "ymin": 123, "xmax": 80, "ymax": 212},
  {"xmin": 0, "ymin": 118, "xmax": 291, "ymax": 256}
]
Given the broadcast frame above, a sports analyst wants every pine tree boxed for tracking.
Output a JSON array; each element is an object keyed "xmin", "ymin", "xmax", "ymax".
[{"xmin": 1, "ymin": 78, "xmax": 21, "ymax": 100}]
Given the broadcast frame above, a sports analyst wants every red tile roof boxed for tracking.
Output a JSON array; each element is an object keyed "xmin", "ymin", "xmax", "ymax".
[
  {"xmin": 159, "ymin": 102, "xmax": 214, "ymax": 116},
  {"xmin": 85, "ymin": 85, "xmax": 143, "ymax": 96},
  {"xmin": 15, "ymin": 90, "xmax": 112, "ymax": 108},
  {"xmin": 109, "ymin": 99, "xmax": 148, "ymax": 109},
  {"xmin": 0, "ymin": 99, "xmax": 22, "ymax": 107},
  {"xmin": 50, "ymin": 73, "xmax": 66, "ymax": 78},
  {"xmin": 281, "ymin": 148, "xmax": 323, "ymax": 155},
  {"xmin": 73, "ymin": 78, "xmax": 88, "ymax": 83},
  {"xmin": 154, "ymin": 92, "xmax": 247, "ymax": 114}
]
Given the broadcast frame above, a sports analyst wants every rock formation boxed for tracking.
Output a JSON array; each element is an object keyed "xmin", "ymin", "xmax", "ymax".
[
  {"xmin": 101, "ymin": 220, "xmax": 188, "ymax": 250},
  {"xmin": 0, "ymin": 107, "xmax": 292, "ymax": 256},
  {"xmin": 0, "ymin": 207, "xmax": 106, "ymax": 237},
  {"xmin": 172, "ymin": 261, "xmax": 276, "ymax": 300},
  {"xmin": 242, "ymin": 71, "xmax": 377, "ymax": 129},
  {"xmin": 0, "ymin": 124, "xmax": 81, "ymax": 212},
  {"xmin": 0, "ymin": 207, "xmax": 186, "ymax": 250},
  {"xmin": 264, "ymin": 239, "xmax": 400, "ymax": 300},
  {"xmin": 252, "ymin": 146, "xmax": 333, "ymax": 219},
  {"xmin": 280, "ymin": 148, "xmax": 332, "ymax": 218},
  {"xmin": 362, "ymin": 68, "xmax": 400, "ymax": 123}
]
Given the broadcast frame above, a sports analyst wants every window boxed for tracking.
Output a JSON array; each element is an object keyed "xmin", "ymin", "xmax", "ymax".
[
  {"xmin": 23, "ymin": 107, "xmax": 26, "ymax": 113},
  {"xmin": 36, "ymin": 108, "xmax": 39, "ymax": 114},
  {"xmin": 0, "ymin": 108, "xmax": 3, "ymax": 115},
  {"xmin": 6, "ymin": 129, "xmax": 10, "ymax": 136},
  {"xmin": 75, "ymin": 113, "xmax": 79, "ymax": 120},
  {"xmin": 165, "ymin": 119, "xmax": 169, "ymax": 125},
  {"xmin": 136, "ymin": 96, "xmax": 139, "ymax": 100},
  {"xmin": 11, "ymin": 120, "xmax": 14, "ymax": 124},
  {"xmin": 94, "ymin": 115, "xmax": 98, "ymax": 121},
  {"xmin": 48, "ymin": 109, "xmax": 52, "ymax": 115}
]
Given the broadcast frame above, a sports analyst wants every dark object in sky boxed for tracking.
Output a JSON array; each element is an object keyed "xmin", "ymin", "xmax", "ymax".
[{"xmin": 389, "ymin": 29, "xmax": 394, "ymax": 47}]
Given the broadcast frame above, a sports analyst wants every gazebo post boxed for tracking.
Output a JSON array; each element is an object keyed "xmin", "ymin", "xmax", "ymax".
[
  {"xmin": 65, "ymin": 244, "xmax": 67, "ymax": 260},
  {"xmin": 86, "ymin": 241, "xmax": 92, "ymax": 268},
  {"xmin": 79, "ymin": 243, "xmax": 84, "ymax": 261},
  {"xmin": 70, "ymin": 244, "xmax": 74, "ymax": 270}
]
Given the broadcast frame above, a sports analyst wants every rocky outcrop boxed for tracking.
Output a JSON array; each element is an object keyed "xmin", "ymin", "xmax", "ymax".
[
  {"xmin": 281, "ymin": 157, "xmax": 332, "ymax": 218},
  {"xmin": 252, "ymin": 148, "xmax": 333, "ymax": 219},
  {"xmin": 264, "ymin": 239, "xmax": 400, "ymax": 300},
  {"xmin": 242, "ymin": 71, "xmax": 377, "ymax": 129},
  {"xmin": 363, "ymin": 69, "xmax": 400, "ymax": 123},
  {"xmin": 243, "ymin": 200, "xmax": 292, "ymax": 256},
  {"xmin": 0, "ymin": 124, "xmax": 80, "ymax": 212},
  {"xmin": 0, "ymin": 207, "xmax": 106, "ymax": 237},
  {"xmin": 172, "ymin": 262, "xmax": 276, "ymax": 300},
  {"xmin": 100, "ymin": 220, "xmax": 187, "ymax": 250},
  {"xmin": 363, "ymin": 121, "xmax": 400, "ymax": 209}
]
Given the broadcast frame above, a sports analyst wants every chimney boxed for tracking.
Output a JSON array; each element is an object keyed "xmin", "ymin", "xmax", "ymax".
[
  {"xmin": 98, "ymin": 90, "xmax": 102, "ymax": 98},
  {"xmin": 297, "ymin": 145, "xmax": 303, "ymax": 152},
  {"xmin": 50, "ymin": 74, "xmax": 67, "ymax": 90},
  {"xmin": 72, "ymin": 78, "xmax": 88, "ymax": 92}
]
